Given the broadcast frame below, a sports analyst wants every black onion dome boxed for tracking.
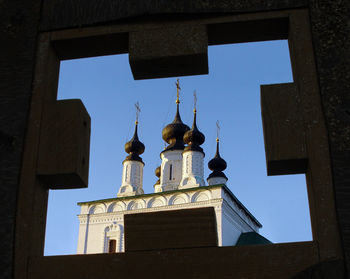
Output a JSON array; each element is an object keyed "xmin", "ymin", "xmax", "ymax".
[
  {"xmin": 184, "ymin": 111, "xmax": 205, "ymax": 154},
  {"xmin": 124, "ymin": 123, "xmax": 145, "ymax": 164},
  {"xmin": 207, "ymin": 140, "xmax": 227, "ymax": 180},
  {"xmin": 162, "ymin": 103, "xmax": 190, "ymax": 151}
]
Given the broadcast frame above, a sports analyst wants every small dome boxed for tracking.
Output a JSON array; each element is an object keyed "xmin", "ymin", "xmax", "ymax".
[
  {"xmin": 155, "ymin": 166, "xmax": 161, "ymax": 178},
  {"xmin": 207, "ymin": 140, "xmax": 227, "ymax": 180},
  {"xmin": 154, "ymin": 165, "xmax": 161, "ymax": 185},
  {"xmin": 184, "ymin": 110, "xmax": 205, "ymax": 153},
  {"xmin": 162, "ymin": 103, "xmax": 189, "ymax": 151},
  {"xmin": 124, "ymin": 123, "xmax": 145, "ymax": 164}
]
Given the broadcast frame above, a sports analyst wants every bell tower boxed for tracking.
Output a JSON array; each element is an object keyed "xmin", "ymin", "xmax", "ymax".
[
  {"xmin": 117, "ymin": 103, "xmax": 145, "ymax": 197},
  {"xmin": 159, "ymin": 79, "xmax": 190, "ymax": 191},
  {"xmin": 179, "ymin": 91, "xmax": 206, "ymax": 188}
]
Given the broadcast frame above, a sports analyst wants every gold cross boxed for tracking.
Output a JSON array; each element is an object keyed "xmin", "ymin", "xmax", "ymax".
[
  {"xmin": 135, "ymin": 101, "xmax": 141, "ymax": 124},
  {"xmin": 193, "ymin": 90, "xmax": 197, "ymax": 112},
  {"xmin": 175, "ymin": 78, "xmax": 181, "ymax": 104},
  {"xmin": 216, "ymin": 120, "xmax": 220, "ymax": 141}
]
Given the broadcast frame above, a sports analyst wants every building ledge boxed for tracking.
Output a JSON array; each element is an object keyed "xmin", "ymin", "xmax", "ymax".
[{"xmin": 77, "ymin": 184, "xmax": 262, "ymax": 228}]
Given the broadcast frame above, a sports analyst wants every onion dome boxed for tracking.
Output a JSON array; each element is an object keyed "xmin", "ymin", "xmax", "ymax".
[
  {"xmin": 124, "ymin": 122, "xmax": 145, "ymax": 164},
  {"xmin": 162, "ymin": 102, "xmax": 190, "ymax": 151},
  {"xmin": 184, "ymin": 109, "xmax": 205, "ymax": 154},
  {"xmin": 207, "ymin": 139, "xmax": 227, "ymax": 180},
  {"xmin": 155, "ymin": 166, "xmax": 161, "ymax": 185}
]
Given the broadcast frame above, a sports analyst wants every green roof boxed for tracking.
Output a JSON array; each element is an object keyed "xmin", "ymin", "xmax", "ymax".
[{"xmin": 235, "ymin": 232, "xmax": 272, "ymax": 246}]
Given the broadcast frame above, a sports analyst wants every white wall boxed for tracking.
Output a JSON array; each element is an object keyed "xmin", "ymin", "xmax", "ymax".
[
  {"xmin": 159, "ymin": 150, "xmax": 183, "ymax": 191},
  {"xmin": 180, "ymin": 151, "xmax": 205, "ymax": 188},
  {"xmin": 77, "ymin": 186, "xmax": 260, "ymax": 254},
  {"xmin": 118, "ymin": 160, "xmax": 144, "ymax": 197},
  {"xmin": 221, "ymin": 212, "xmax": 244, "ymax": 246}
]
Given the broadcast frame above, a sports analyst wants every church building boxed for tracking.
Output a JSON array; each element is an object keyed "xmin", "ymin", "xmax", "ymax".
[{"xmin": 77, "ymin": 81, "xmax": 267, "ymax": 254}]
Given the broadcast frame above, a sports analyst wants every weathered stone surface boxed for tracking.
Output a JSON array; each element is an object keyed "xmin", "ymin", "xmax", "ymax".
[
  {"xmin": 39, "ymin": 0, "xmax": 307, "ymax": 31},
  {"xmin": 29, "ymin": 242, "xmax": 318, "ymax": 279},
  {"xmin": 37, "ymin": 100, "xmax": 91, "ymax": 189},
  {"xmin": 125, "ymin": 208, "xmax": 217, "ymax": 251},
  {"xmin": 52, "ymin": 32, "xmax": 128, "ymax": 60},
  {"xmin": 260, "ymin": 83, "xmax": 307, "ymax": 175},
  {"xmin": 292, "ymin": 259, "xmax": 345, "ymax": 279},
  {"xmin": 129, "ymin": 25, "xmax": 208, "ymax": 79},
  {"xmin": 1, "ymin": 0, "xmax": 350, "ymax": 278},
  {"xmin": 308, "ymin": 0, "xmax": 350, "ymax": 274},
  {"xmin": 0, "ymin": 1, "xmax": 42, "ymax": 278}
]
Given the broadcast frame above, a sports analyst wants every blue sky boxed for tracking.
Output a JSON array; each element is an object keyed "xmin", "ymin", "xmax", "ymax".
[{"xmin": 44, "ymin": 40, "xmax": 312, "ymax": 255}]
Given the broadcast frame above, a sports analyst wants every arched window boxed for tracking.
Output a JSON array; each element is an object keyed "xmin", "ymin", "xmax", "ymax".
[
  {"xmin": 108, "ymin": 239, "xmax": 116, "ymax": 253},
  {"xmin": 169, "ymin": 164, "xmax": 173, "ymax": 180}
]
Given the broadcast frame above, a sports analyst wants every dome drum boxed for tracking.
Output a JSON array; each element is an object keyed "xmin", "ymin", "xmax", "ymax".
[
  {"xmin": 207, "ymin": 170, "xmax": 228, "ymax": 180},
  {"xmin": 123, "ymin": 153, "xmax": 144, "ymax": 164}
]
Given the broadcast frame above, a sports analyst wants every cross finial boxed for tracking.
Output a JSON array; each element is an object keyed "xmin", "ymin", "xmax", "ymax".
[
  {"xmin": 135, "ymin": 101, "xmax": 141, "ymax": 125},
  {"xmin": 175, "ymin": 78, "xmax": 181, "ymax": 104},
  {"xmin": 216, "ymin": 120, "xmax": 220, "ymax": 142},
  {"xmin": 193, "ymin": 90, "xmax": 197, "ymax": 113}
]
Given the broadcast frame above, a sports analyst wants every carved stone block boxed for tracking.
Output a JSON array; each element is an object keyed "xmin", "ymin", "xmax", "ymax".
[
  {"xmin": 125, "ymin": 207, "xmax": 217, "ymax": 251},
  {"xmin": 129, "ymin": 25, "xmax": 208, "ymax": 79},
  {"xmin": 37, "ymin": 99, "xmax": 91, "ymax": 189},
  {"xmin": 261, "ymin": 83, "xmax": 307, "ymax": 175}
]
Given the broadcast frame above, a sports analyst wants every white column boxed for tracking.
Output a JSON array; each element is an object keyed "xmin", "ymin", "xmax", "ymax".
[
  {"xmin": 179, "ymin": 150, "xmax": 205, "ymax": 189},
  {"xmin": 117, "ymin": 160, "xmax": 144, "ymax": 197},
  {"xmin": 76, "ymin": 216, "xmax": 88, "ymax": 254}
]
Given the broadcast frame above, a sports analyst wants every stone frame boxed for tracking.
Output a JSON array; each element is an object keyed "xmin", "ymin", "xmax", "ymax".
[{"xmin": 14, "ymin": 9, "xmax": 344, "ymax": 279}]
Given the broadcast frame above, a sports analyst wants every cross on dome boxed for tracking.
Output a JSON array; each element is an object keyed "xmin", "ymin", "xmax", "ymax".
[
  {"xmin": 183, "ymin": 90, "xmax": 205, "ymax": 154},
  {"xmin": 123, "ymin": 103, "xmax": 145, "ymax": 164},
  {"xmin": 216, "ymin": 120, "xmax": 220, "ymax": 142},
  {"xmin": 135, "ymin": 101, "xmax": 141, "ymax": 125},
  {"xmin": 193, "ymin": 90, "xmax": 197, "ymax": 113},
  {"xmin": 161, "ymin": 78, "xmax": 189, "ymax": 151},
  {"xmin": 175, "ymin": 78, "xmax": 181, "ymax": 104}
]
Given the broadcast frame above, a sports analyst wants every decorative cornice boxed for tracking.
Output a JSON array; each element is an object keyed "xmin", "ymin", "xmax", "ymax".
[
  {"xmin": 78, "ymin": 199, "xmax": 223, "ymax": 224},
  {"xmin": 78, "ymin": 184, "xmax": 225, "ymax": 205},
  {"xmin": 78, "ymin": 184, "xmax": 261, "ymax": 229}
]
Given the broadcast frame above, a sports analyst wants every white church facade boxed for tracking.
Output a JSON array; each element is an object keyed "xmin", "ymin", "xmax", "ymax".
[{"xmin": 77, "ymin": 81, "xmax": 265, "ymax": 254}]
